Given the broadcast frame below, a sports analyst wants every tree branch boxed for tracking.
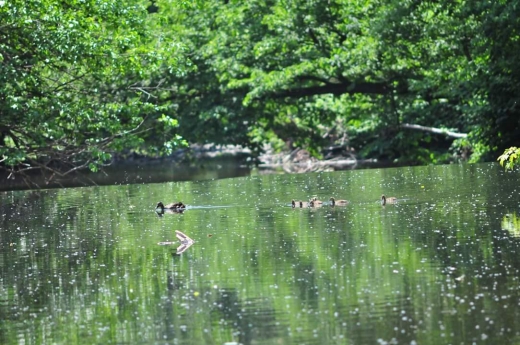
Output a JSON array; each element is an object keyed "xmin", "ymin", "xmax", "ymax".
[
  {"xmin": 401, "ymin": 123, "xmax": 467, "ymax": 138},
  {"xmin": 307, "ymin": 28, "xmax": 330, "ymax": 56},
  {"xmin": 270, "ymin": 81, "xmax": 389, "ymax": 99},
  {"xmin": 296, "ymin": 75, "xmax": 337, "ymax": 85}
]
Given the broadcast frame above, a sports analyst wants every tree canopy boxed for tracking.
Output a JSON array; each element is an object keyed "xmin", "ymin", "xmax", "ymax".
[
  {"xmin": 163, "ymin": 0, "xmax": 519, "ymax": 163},
  {"xmin": 2, "ymin": 0, "xmax": 520, "ymax": 182},
  {"xmin": 0, "ymin": 0, "xmax": 187, "ymax": 183}
]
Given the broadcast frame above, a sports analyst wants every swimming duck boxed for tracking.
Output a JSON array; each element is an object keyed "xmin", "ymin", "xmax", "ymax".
[
  {"xmin": 156, "ymin": 201, "xmax": 186, "ymax": 211},
  {"xmin": 330, "ymin": 197, "xmax": 348, "ymax": 206},
  {"xmin": 292, "ymin": 200, "xmax": 310, "ymax": 208},
  {"xmin": 309, "ymin": 197, "xmax": 323, "ymax": 207},
  {"xmin": 381, "ymin": 195, "xmax": 397, "ymax": 206}
]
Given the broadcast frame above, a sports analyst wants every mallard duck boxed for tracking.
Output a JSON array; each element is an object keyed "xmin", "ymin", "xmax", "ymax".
[
  {"xmin": 156, "ymin": 201, "xmax": 186, "ymax": 211},
  {"xmin": 381, "ymin": 195, "xmax": 397, "ymax": 206},
  {"xmin": 330, "ymin": 197, "xmax": 348, "ymax": 206},
  {"xmin": 309, "ymin": 197, "xmax": 323, "ymax": 207},
  {"xmin": 292, "ymin": 200, "xmax": 310, "ymax": 208}
]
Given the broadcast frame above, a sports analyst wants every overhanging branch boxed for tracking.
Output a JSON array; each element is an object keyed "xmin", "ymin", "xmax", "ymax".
[
  {"xmin": 271, "ymin": 81, "xmax": 389, "ymax": 99},
  {"xmin": 401, "ymin": 123, "xmax": 467, "ymax": 139}
]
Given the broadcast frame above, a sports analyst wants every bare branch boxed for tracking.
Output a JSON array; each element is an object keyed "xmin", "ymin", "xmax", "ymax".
[
  {"xmin": 401, "ymin": 123, "xmax": 467, "ymax": 138},
  {"xmin": 132, "ymin": 87, "xmax": 157, "ymax": 99},
  {"xmin": 50, "ymin": 73, "xmax": 88, "ymax": 93},
  {"xmin": 97, "ymin": 115, "xmax": 150, "ymax": 144}
]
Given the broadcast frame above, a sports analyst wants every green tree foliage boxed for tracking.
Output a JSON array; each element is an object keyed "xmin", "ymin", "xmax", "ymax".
[
  {"xmin": 157, "ymin": 0, "xmax": 519, "ymax": 163},
  {"xmin": 2, "ymin": 0, "xmax": 520, "ymax": 180},
  {"xmin": 0, "ymin": 0, "xmax": 187, "ymax": 181},
  {"xmin": 498, "ymin": 147, "xmax": 520, "ymax": 171}
]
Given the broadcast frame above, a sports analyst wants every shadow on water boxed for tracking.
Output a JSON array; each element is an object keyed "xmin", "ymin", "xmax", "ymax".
[{"xmin": 0, "ymin": 155, "xmax": 252, "ymax": 191}]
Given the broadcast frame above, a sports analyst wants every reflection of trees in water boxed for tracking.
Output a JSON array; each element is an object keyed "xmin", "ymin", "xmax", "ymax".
[
  {"xmin": 213, "ymin": 288, "xmax": 278, "ymax": 345},
  {"xmin": 268, "ymin": 215, "xmax": 321, "ymax": 309},
  {"xmin": 160, "ymin": 271, "xmax": 182, "ymax": 342},
  {"xmin": 409, "ymin": 207, "xmax": 520, "ymax": 343},
  {"xmin": 293, "ymin": 263, "xmax": 319, "ymax": 310},
  {"xmin": 0, "ymin": 156, "xmax": 253, "ymax": 191},
  {"xmin": 0, "ymin": 191, "xmax": 76, "ymax": 304},
  {"xmin": 0, "ymin": 190, "xmax": 131, "ymax": 342},
  {"xmin": 502, "ymin": 212, "xmax": 520, "ymax": 237},
  {"xmin": 153, "ymin": 269, "xmax": 279, "ymax": 345}
]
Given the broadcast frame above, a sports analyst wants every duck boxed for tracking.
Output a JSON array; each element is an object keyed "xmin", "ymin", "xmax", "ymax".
[
  {"xmin": 330, "ymin": 197, "xmax": 348, "ymax": 206},
  {"xmin": 292, "ymin": 200, "xmax": 310, "ymax": 208},
  {"xmin": 309, "ymin": 197, "xmax": 323, "ymax": 207},
  {"xmin": 381, "ymin": 195, "xmax": 397, "ymax": 206},
  {"xmin": 156, "ymin": 201, "xmax": 186, "ymax": 211}
]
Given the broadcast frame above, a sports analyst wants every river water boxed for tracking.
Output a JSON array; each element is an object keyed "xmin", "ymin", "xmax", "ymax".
[{"xmin": 1, "ymin": 163, "xmax": 519, "ymax": 344}]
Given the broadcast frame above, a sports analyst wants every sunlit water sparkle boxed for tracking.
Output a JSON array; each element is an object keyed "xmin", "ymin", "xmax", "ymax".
[{"xmin": 0, "ymin": 163, "xmax": 519, "ymax": 344}]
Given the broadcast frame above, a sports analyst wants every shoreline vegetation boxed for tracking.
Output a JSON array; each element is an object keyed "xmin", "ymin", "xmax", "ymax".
[
  {"xmin": 116, "ymin": 144, "xmax": 381, "ymax": 172},
  {"xmin": 0, "ymin": 144, "xmax": 382, "ymax": 191},
  {"xmin": 2, "ymin": 143, "xmax": 516, "ymax": 192}
]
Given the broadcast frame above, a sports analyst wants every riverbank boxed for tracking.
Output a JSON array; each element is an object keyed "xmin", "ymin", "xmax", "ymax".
[
  {"xmin": 1, "ymin": 144, "xmax": 383, "ymax": 191},
  {"xmin": 114, "ymin": 144, "xmax": 381, "ymax": 172}
]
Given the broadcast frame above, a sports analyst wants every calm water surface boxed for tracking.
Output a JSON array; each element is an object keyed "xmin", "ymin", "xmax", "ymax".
[{"xmin": 1, "ymin": 163, "xmax": 520, "ymax": 344}]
